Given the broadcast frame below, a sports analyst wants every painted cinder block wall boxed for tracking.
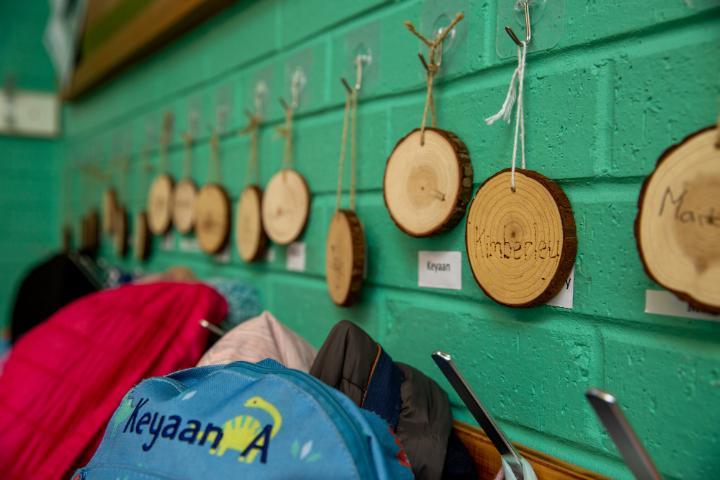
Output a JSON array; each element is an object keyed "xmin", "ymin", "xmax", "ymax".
[
  {"xmin": 61, "ymin": 1, "xmax": 720, "ymax": 478},
  {"xmin": 0, "ymin": 1, "xmax": 60, "ymax": 330}
]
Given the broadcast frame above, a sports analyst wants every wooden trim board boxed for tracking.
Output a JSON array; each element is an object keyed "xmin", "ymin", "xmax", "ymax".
[
  {"xmin": 453, "ymin": 421, "xmax": 609, "ymax": 480},
  {"xmin": 62, "ymin": 0, "xmax": 235, "ymax": 100}
]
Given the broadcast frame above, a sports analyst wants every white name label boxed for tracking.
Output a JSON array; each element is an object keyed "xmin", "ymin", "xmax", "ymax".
[
  {"xmin": 546, "ymin": 266, "xmax": 574, "ymax": 309},
  {"xmin": 265, "ymin": 247, "xmax": 275, "ymax": 262},
  {"xmin": 215, "ymin": 246, "xmax": 231, "ymax": 264},
  {"xmin": 286, "ymin": 242, "xmax": 306, "ymax": 272},
  {"xmin": 418, "ymin": 251, "xmax": 462, "ymax": 290},
  {"xmin": 645, "ymin": 289, "xmax": 719, "ymax": 321},
  {"xmin": 162, "ymin": 233, "xmax": 174, "ymax": 251},
  {"xmin": 178, "ymin": 237, "xmax": 200, "ymax": 253}
]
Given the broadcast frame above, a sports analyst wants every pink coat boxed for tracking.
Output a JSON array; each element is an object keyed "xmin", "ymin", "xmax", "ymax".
[{"xmin": 0, "ymin": 282, "xmax": 227, "ymax": 480}]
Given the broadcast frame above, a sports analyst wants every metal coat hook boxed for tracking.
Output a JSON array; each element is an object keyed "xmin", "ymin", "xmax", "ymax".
[
  {"xmin": 341, "ymin": 54, "xmax": 371, "ymax": 94},
  {"xmin": 432, "ymin": 351, "xmax": 531, "ymax": 480},
  {"xmin": 290, "ymin": 68, "xmax": 306, "ymax": 109},
  {"xmin": 254, "ymin": 80, "xmax": 268, "ymax": 116},
  {"xmin": 586, "ymin": 388, "xmax": 662, "ymax": 480},
  {"xmin": 505, "ymin": 0, "xmax": 532, "ymax": 47}
]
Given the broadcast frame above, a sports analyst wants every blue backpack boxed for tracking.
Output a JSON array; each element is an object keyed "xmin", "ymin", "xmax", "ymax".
[{"xmin": 74, "ymin": 359, "xmax": 414, "ymax": 479}]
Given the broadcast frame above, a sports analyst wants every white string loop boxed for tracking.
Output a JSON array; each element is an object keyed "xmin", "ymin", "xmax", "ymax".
[{"xmin": 485, "ymin": 42, "xmax": 527, "ymax": 191}]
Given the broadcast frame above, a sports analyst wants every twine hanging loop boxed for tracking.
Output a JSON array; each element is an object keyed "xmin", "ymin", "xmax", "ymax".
[{"xmin": 404, "ymin": 12, "xmax": 464, "ymax": 146}]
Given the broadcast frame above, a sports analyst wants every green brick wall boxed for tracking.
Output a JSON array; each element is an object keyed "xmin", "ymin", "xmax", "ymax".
[
  {"xmin": 60, "ymin": 1, "xmax": 720, "ymax": 479},
  {"xmin": 0, "ymin": 1, "xmax": 59, "ymax": 331}
]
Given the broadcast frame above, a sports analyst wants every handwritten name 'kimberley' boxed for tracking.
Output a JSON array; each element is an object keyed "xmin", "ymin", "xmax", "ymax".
[{"xmin": 472, "ymin": 225, "xmax": 560, "ymax": 261}]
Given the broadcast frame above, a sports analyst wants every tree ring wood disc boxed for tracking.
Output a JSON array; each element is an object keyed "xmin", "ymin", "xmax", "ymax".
[
  {"xmin": 113, "ymin": 204, "xmax": 128, "ymax": 257},
  {"xmin": 465, "ymin": 169, "xmax": 577, "ymax": 307},
  {"xmin": 635, "ymin": 125, "xmax": 720, "ymax": 313},
  {"xmin": 147, "ymin": 174, "xmax": 174, "ymax": 235},
  {"xmin": 102, "ymin": 188, "xmax": 118, "ymax": 234},
  {"xmin": 82, "ymin": 209, "xmax": 100, "ymax": 256},
  {"xmin": 326, "ymin": 209, "xmax": 366, "ymax": 307},
  {"xmin": 262, "ymin": 168, "xmax": 311, "ymax": 245},
  {"xmin": 235, "ymin": 185, "xmax": 267, "ymax": 262},
  {"xmin": 173, "ymin": 178, "xmax": 198, "ymax": 234},
  {"xmin": 134, "ymin": 211, "xmax": 151, "ymax": 261},
  {"xmin": 194, "ymin": 183, "xmax": 231, "ymax": 254},
  {"xmin": 383, "ymin": 128, "xmax": 473, "ymax": 237}
]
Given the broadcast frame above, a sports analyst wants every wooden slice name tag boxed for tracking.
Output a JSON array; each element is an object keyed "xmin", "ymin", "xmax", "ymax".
[
  {"xmin": 102, "ymin": 188, "xmax": 118, "ymax": 234},
  {"xmin": 194, "ymin": 183, "xmax": 231, "ymax": 254},
  {"xmin": 262, "ymin": 168, "xmax": 311, "ymax": 245},
  {"xmin": 236, "ymin": 185, "xmax": 267, "ymax": 262},
  {"xmin": 326, "ymin": 210, "xmax": 366, "ymax": 306},
  {"xmin": 113, "ymin": 205, "xmax": 128, "ymax": 257},
  {"xmin": 82, "ymin": 209, "xmax": 100, "ymax": 256},
  {"xmin": 147, "ymin": 174, "xmax": 174, "ymax": 235},
  {"xmin": 173, "ymin": 178, "xmax": 198, "ymax": 234},
  {"xmin": 465, "ymin": 169, "xmax": 577, "ymax": 307},
  {"xmin": 134, "ymin": 211, "xmax": 151, "ymax": 261},
  {"xmin": 384, "ymin": 128, "xmax": 473, "ymax": 237},
  {"xmin": 635, "ymin": 125, "xmax": 720, "ymax": 313}
]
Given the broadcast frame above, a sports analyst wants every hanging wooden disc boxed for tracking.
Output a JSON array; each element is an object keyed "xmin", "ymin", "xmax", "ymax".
[
  {"xmin": 173, "ymin": 178, "xmax": 198, "ymax": 234},
  {"xmin": 134, "ymin": 211, "xmax": 151, "ymax": 261},
  {"xmin": 83, "ymin": 209, "xmax": 100, "ymax": 257},
  {"xmin": 326, "ymin": 210, "xmax": 366, "ymax": 306},
  {"xmin": 113, "ymin": 204, "xmax": 128, "ymax": 257},
  {"xmin": 465, "ymin": 169, "xmax": 577, "ymax": 307},
  {"xmin": 147, "ymin": 174, "xmax": 174, "ymax": 235},
  {"xmin": 102, "ymin": 188, "xmax": 118, "ymax": 234},
  {"xmin": 194, "ymin": 183, "xmax": 231, "ymax": 254},
  {"xmin": 383, "ymin": 128, "xmax": 473, "ymax": 237},
  {"xmin": 235, "ymin": 185, "xmax": 267, "ymax": 262},
  {"xmin": 635, "ymin": 125, "xmax": 720, "ymax": 313},
  {"xmin": 262, "ymin": 168, "xmax": 311, "ymax": 245}
]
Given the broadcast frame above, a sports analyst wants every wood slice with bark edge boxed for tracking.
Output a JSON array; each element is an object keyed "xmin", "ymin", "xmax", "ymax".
[
  {"xmin": 194, "ymin": 183, "xmax": 231, "ymax": 255},
  {"xmin": 84, "ymin": 209, "xmax": 100, "ymax": 257},
  {"xmin": 134, "ymin": 211, "xmax": 151, "ymax": 261},
  {"xmin": 235, "ymin": 185, "xmax": 268, "ymax": 262},
  {"xmin": 465, "ymin": 169, "xmax": 577, "ymax": 308},
  {"xmin": 261, "ymin": 168, "xmax": 311, "ymax": 245},
  {"xmin": 62, "ymin": 224, "xmax": 73, "ymax": 252},
  {"xmin": 326, "ymin": 209, "xmax": 366, "ymax": 307},
  {"xmin": 172, "ymin": 178, "xmax": 198, "ymax": 234},
  {"xmin": 635, "ymin": 125, "xmax": 720, "ymax": 313},
  {"xmin": 383, "ymin": 128, "xmax": 473, "ymax": 237},
  {"xmin": 102, "ymin": 188, "xmax": 118, "ymax": 234},
  {"xmin": 113, "ymin": 204, "xmax": 129, "ymax": 257},
  {"xmin": 147, "ymin": 173, "xmax": 174, "ymax": 235}
]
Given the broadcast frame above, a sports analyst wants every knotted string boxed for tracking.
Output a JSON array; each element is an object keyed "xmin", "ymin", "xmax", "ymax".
[
  {"xmin": 181, "ymin": 132, "xmax": 194, "ymax": 179},
  {"xmin": 240, "ymin": 111, "xmax": 262, "ymax": 186},
  {"xmin": 209, "ymin": 132, "xmax": 222, "ymax": 183},
  {"xmin": 160, "ymin": 114, "xmax": 173, "ymax": 173},
  {"xmin": 276, "ymin": 103, "xmax": 295, "ymax": 170},
  {"xmin": 486, "ymin": 41, "xmax": 528, "ymax": 191},
  {"xmin": 335, "ymin": 88, "xmax": 358, "ymax": 212},
  {"xmin": 405, "ymin": 12, "xmax": 464, "ymax": 146}
]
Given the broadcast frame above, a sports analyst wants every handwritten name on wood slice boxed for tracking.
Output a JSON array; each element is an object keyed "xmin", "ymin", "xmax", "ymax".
[
  {"xmin": 236, "ymin": 185, "xmax": 267, "ymax": 262},
  {"xmin": 102, "ymin": 188, "xmax": 118, "ymax": 234},
  {"xmin": 134, "ymin": 211, "xmax": 151, "ymax": 261},
  {"xmin": 194, "ymin": 184, "xmax": 230, "ymax": 255},
  {"xmin": 326, "ymin": 210, "xmax": 366, "ymax": 306},
  {"xmin": 113, "ymin": 204, "xmax": 128, "ymax": 258},
  {"xmin": 383, "ymin": 128, "xmax": 473, "ymax": 237},
  {"xmin": 636, "ymin": 125, "xmax": 720, "ymax": 313},
  {"xmin": 465, "ymin": 169, "xmax": 577, "ymax": 307},
  {"xmin": 172, "ymin": 178, "xmax": 197, "ymax": 234},
  {"xmin": 147, "ymin": 174, "xmax": 174, "ymax": 235},
  {"xmin": 261, "ymin": 168, "xmax": 311, "ymax": 245}
]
